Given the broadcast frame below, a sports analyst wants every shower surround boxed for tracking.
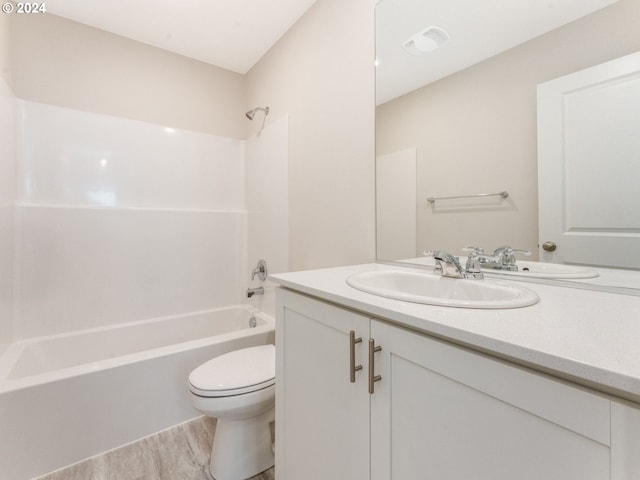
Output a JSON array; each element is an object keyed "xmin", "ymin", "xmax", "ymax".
[{"xmin": 15, "ymin": 101, "xmax": 248, "ymax": 339}]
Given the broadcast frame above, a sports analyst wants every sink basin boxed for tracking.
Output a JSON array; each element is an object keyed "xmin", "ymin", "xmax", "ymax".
[
  {"xmin": 346, "ymin": 270, "xmax": 539, "ymax": 309},
  {"xmin": 482, "ymin": 260, "xmax": 599, "ymax": 279}
]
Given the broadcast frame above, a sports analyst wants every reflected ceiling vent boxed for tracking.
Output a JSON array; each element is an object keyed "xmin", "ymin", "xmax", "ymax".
[{"xmin": 402, "ymin": 26, "xmax": 450, "ymax": 55}]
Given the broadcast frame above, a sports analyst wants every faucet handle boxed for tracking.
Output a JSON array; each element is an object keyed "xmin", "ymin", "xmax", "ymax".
[
  {"xmin": 251, "ymin": 259, "xmax": 268, "ymax": 281},
  {"xmin": 492, "ymin": 246, "xmax": 531, "ymax": 269},
  {"xmin": 462, "ymin": 246, "xmax": 485, "ymax": 255},
  {"xmin": 510, "ymin": 248, "xmax": 531, "ymax": 257},
  {"xmin": 493, "ymin": 246, "xmax": 531, "ymax": 258},
  {"xmin": 493, "ymin": 245, "xmax": 531, "ymax": 255},
  {"xmin": 423, "ymin": 249, "xmax": 454, "ymax": 263}
]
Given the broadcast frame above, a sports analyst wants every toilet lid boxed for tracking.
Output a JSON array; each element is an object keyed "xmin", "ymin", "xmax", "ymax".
[{"xmin": 189, "ymin": 344, "xmax": 275, "ymax": 397}]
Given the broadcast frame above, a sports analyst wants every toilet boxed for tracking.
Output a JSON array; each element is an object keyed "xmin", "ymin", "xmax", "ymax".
[{"xmin": 189, "ymin": 344, "xmax": 275, "ymax": 480}]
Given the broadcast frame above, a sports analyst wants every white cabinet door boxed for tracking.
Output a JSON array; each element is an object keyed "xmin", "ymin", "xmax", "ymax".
[
  {"xmin": 370, "ymin": 319, "xmax": 612, "ymax": 480},
  {"xmin": 611, "ymin": 399, "xmax": 640, "ymax": 479},
  {"xmin": 275, "ymin": 289, "xmax": 370, "ymax": 480},
  {"xmin": 537, "ymin": 51, "xmax": 640, "ymax": 268}
]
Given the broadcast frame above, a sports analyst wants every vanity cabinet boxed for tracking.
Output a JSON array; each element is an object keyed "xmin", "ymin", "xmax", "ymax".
[
  {"xmin": 275, "ymin": 288, "xmax": 371, "ymax": 479},
  {"xmin": 275, "ymin": 288, "xmax": 640, "ymax": 480}
]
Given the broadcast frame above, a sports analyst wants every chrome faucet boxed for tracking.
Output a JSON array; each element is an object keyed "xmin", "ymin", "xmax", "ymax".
[
  {"xmin": 492, "ymin": 246, "xmax": 531, "ymax": 270},
  {"xmin": 247, "ymin": 259, "xmax": 268, "ymax": 298},
  {"xmin": 464, "ymin": 246, "xmax": 531, "ymax": 271},
  {"xmin": 461, "ymin": 252, "xmax": 485, "ymax": 280},
  {"xmin": 424, "ymin": 250, "xmax": 483, "ymax": 280}
]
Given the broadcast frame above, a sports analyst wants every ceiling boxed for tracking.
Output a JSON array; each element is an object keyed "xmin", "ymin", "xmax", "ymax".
[
  {"xmin": 375, "ymin": 0, "xmax": 620, "ymax": 105},
  {"xmin": 46, "ymin": 0, "xmax": 319, "ymax": 74},
  {"xmin": 44, "ymin": 0, "xmax": 620, "ymax": 96}
]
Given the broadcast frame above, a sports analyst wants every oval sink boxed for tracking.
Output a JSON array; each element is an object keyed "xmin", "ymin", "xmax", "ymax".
[{"xmin": 346, "ymin": 270, "xmax": 539, "ymax": 309}]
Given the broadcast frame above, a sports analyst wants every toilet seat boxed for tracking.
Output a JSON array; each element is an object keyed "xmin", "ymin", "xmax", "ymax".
[{"xmin": 189, "ymin": 344, "xmax": 275, "ymax": 398}]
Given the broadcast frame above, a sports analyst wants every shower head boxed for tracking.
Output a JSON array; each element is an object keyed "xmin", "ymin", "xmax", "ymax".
[
  {"xmin": 245, "ymin": 106, "xmax": 270, "ymax": 120},
  {"xmin": 245, "ymin": 106, "xmax": 270, "ymax": 135}
]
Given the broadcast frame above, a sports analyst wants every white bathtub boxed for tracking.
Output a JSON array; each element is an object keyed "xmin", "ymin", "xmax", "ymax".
[{"xmin": 0, "ymin": 305, "xmax": 275, "ymax": 480}]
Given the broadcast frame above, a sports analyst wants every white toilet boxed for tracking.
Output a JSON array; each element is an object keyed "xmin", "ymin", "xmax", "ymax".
[{"xmin": 189, "ymin": 344, "xmax": 275, "ymax": 480}]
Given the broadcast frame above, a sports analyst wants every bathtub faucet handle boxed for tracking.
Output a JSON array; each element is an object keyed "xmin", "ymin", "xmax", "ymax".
[{"xmin": 251, "ymin": 259, "xmax": 268, "ymax": 281}]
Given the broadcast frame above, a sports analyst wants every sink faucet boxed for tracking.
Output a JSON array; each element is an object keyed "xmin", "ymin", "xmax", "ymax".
[
  {"xmin": 424, "ymin": 250, "xmax": 483, "ymax": 280},
  {"xmin": 464, "ymin": 246, "xmax": 531, "ymax": 271},
  {"xmin": 492, "ymin": 246, "xmax": 531, "ymax": 270}
]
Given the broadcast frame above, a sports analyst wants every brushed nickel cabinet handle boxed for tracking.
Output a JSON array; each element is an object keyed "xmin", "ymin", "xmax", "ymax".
[
  {"xmin": 368, "ymin": 338, "xmax": 382, "ymax": 394},
  {"xmin": 349, "ymin": 330, "xmax": 363, "ymax": 383}
]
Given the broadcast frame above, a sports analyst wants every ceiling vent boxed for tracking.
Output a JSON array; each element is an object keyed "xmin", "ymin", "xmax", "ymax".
[{"xmin": 402, "ymin": 26, "xmax": 450, "ymax": 55}]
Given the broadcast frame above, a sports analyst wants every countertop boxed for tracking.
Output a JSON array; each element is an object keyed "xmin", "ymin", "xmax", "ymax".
[{"xmin": 270, "ymin": 263, "xmax": 640, "ymax": 404}]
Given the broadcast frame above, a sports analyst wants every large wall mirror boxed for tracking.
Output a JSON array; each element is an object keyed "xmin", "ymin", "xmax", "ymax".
[{"xmin": 375, "ymin": 0, "xmax": 640, "ymax": 292}]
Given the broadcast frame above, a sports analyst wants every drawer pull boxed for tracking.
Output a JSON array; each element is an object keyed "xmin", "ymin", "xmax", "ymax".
[
  {"xmin": 368, "ymin": 338, "xmax": 382, "ymax": 394},
  {"xmin": 349, "ymin": 330, "xmax": 363, "ymax": 383}
]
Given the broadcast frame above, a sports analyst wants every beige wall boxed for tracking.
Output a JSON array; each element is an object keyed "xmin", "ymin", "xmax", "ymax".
[
  {"xmin": 376, "ymin": 0, "xmax": 640, "ymax": 259},
  {"xmin": 0, "ymin": 12, "xmax": 14, "ymax": 347},
  {"xmin": 10, "ymin": 13, "xmax": 246, "ymax": 138},
  {"xmin": 7, "ymin": 1, "xmax": 377, "ymax": 276},
  {"xmin": 247, "ymin": 0, "xmax": 377, "ymax": 270},
  {"xmin": 0, "ymin": 11, "xmax": 10, "ymax": 90}
]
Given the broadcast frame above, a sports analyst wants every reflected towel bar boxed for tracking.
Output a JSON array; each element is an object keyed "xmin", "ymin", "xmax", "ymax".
[{"xmin": 427, "ymin": 190, "xmax": 509, "ymax": 204}]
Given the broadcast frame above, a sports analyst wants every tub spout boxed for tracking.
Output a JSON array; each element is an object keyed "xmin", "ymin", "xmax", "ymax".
[{"xmin": 246, "ymin": 287, "xmax": 264, "ymax": 298}]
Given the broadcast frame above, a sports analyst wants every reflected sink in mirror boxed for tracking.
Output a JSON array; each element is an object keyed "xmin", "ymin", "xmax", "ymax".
[
  {"xmin": 402, "ymin": 256, "xmax": 599, "ymax": 280},
  {"xmin": 485, "ymin": 260, "xmax": 599, "ymax": 280},
  {"xmin": 375, "ymin": 0, "xmax": 640, "ymax": 294},
  {"xmin": 346, "ymin": 270, "xmax": 539, "ymax": 309}
]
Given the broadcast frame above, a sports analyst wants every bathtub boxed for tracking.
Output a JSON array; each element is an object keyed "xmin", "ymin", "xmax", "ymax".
[{"xmin": 0, "ymin": 305, "xmax": 275, "ymax": 480}]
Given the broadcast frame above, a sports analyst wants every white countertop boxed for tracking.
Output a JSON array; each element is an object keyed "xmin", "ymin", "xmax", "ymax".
[{"xmin": 270, "ymin": 263, "xmax": 640, "ymax": 404}]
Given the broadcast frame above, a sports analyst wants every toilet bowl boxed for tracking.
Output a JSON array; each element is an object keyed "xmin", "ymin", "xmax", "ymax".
[{"xmin": 189, "ymin": 344, "xmax": 275, "ymax": 480}]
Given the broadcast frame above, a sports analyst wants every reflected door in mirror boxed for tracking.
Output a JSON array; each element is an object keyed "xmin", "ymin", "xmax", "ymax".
[{"xmin": 537, "ymin": 51, "xmax": 640, "ymax": 269}]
